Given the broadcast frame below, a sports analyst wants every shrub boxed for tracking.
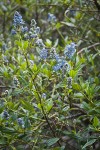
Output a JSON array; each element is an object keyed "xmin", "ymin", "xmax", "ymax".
[{"xmin": 0, "ymin": 1, "xmax": 100, "ymax": 150}]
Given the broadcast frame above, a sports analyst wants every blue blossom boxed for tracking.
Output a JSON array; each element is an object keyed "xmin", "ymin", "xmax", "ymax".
[
  {"xmin": 3, "ymin": 56, "xmax": 9, "ymax": 63},
  {"xmin": 2, "ymin": 110, "xmax": 9, "ymax": 120},
  {"xmin": 21, "ymin": 26, "xmax": 28, "ymax": 33},
  {"xmin": 40, "ymin": 48, "xmax": 48, "ymax": 59},
  {"xmin": 11, "ymin": 29, "xmax": 16, "ymax": 35},
  {"xmin": 36, "ymin": 39, "xmax": 45, "ymax": 47},
  {"xmin": 2, "ymin": 43, "xmax": 7, "ymax": 51},
  {"xmin": 54, "ymin": 54, "xmax": 60, "ymax": 62},
  {"xmin": 53, "ymin": 59, "xmax": 66, "ymax": 71},
  {"xmin": 34, "ymin": 26, "xmax": 40, "ymax": 34},
  {"xmin": 70, "ymin": 10, "xmax": 76, "ymax": 16},
  {"xmin": 17, "ymin": 118, "xmax": 24, "ymax": 126},
  {"xmin": 30, "ymin": 34, "xmax": 37, "ymax": 39},
  {"xmin": 13, "ymin": 11, "xmax": 25, "ymax": 27},
  {"xmin": 47, "ymin": 13, "xmax": 57, "ymax": 22},
  {"xmin": 42, "ymin": 93, "xmax": 46, "ymax": 99},
  {"xmin": 24, "ymin": 34, "xmax": 30, "ymax": 40},
  {"xmin": 64, "ymin": 42, "xmax": 76, "ymax": 59}
]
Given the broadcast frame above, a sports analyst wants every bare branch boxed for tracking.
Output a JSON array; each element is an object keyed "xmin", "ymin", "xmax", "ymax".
[{"xmin": 77, "ymin": 43, "xmax": 100, "ymax": 54}]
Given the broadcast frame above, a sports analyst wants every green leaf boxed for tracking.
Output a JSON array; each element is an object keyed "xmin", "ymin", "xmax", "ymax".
[
  {"xmin": 23, "ymin": 41, "xmax": 29, "ymax": 50},
  {"xmin": 45, "ymin": 39, "xmax": 52, "ymax": 47},
  {"xmin": 21, "ymin": 100, "xmax": 34, "ymax": 112},
  {"xmin": 24, "ymin": 117, "xmax": 31, "ymax": 128},
  {"xmin": 45, "ymin": 99, "xmax": 53, "ymax": 112},
  {"xmin": 0, "ymin": 137, "xmax": 7, "ymax": 145},
  {"xmin": 82, "ymin": 139, "xmax": 96, "ymax": 149},
  {"xmin": 15, "ymin": 40, "xmax": 22, "ymax": 47},
  {"xmin": 15, "ymin": 40, "xmax": 28, "ymax": 50},
  {"xmin": 0, "ymin": 126, "xmax": 16, "ymax": 134},
  {"xmin": 42, "ymin": 68, "xmax": 51, "ymax": 78},
  {"xmin": 56, "ymin": 22, "xmax": 62, "ymax": 29},
  {"xmin": 9, "ymin": 146, "xmax": 16, "ymax": 150},
  {"xmin": 72, "ymin": 83, "xmax": 81, "ymax": 91},
  {"xmin": 61, "ymin": 21, "xmax": 76, "ymax": 27},
  {"xmin": 93, "ymin": 116, "xmax": 99, "ymax": 127},
  {"xmin": 47, "ymin": 138, "xmax": 59, "ymax": 146},
  {"xmin": 74, "ymin": 93, "xmax": 84, "ymax": 98},
  {"xmin": 69, "ymin": 70, "xmax": 77, "ymax": 78},
  {"xmin": 37, "ymin": 103, "xmax": 42, "ymax": 110},
  {"xmin": 81, "ymin": 102, "xmax": 90, "ymax": 111},
  {"xmin": 32, "ymin": 64, "xmax": 37, "ymax": 72},
  {"xmin": 54, "ymin": 39, "xmax": 59, "ymax": 47},
  {"xmin": 16, "ymin": 145, "xmax": 24, "ymax": 150}
]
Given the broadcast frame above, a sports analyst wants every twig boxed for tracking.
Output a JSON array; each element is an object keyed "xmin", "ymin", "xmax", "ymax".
[
  {"xmin": 0, "ymin": 86, "xmax": 15, "ymax": 88},
  {"xmin": 77, "ymin": 43, "xmax": 100, "ymax": 54},
  {"xmin": 66, "ymin": 113, "xmax": 84, "ymax": 119},
  {"xmin": 66, "ymin": 9, "xmax": 100, "ymax": 12}
]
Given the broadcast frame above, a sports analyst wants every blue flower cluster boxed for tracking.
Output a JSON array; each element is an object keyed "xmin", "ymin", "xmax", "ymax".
[
  {"xmin": 40, "ymin": 48, "xmax": 48, "ymax": 59},
  {"xmin": 11, "ymin": 11, "xmax": 28, "ymax": 35},
  {"xmin": 27, "ymin": 19, "xmax": 40, "ymax": 39},
  {"xmin": 36, "ymin": 39, "xmax": 45, "ymax": 47},
  {"xmin": 12, "ymin": 11, "xmax": 41, "ymax": 39},
  {"xmin": 47, "ymin": 13, "xmax": 57, "ymax": 22},
  {"xmin": 11, "ymin": 29, "xmax": 16, "ymax": 35},
  {"xmin": 64, "ymin": 42, "xmax": 76, "ymax": 59},
  {"xmin": 11, "ymin": 11, "xmax": 76, "ymax": 73},
  {"xmin": 2, "ymin": 43, "xmax": 7, "ymax": 52},
  {"xmin": 17, "ymin": 118, "xmax": 24, "ymax": 128},
  {"xmin": 53, "ymin": 60, "xmax": 65, "ymax": 71},
  {"xmin": 13, "ymin": 11, "xmax": 25, "ymax": 27},
  {"xmin": 42, "ymin": 93, "xmax": 46, "ymax": 99},
  {"xmin": 52, "ymin": 43, "xmax": 76, "ymax": 72},
  {"xmin": 21, "ymin": 26, "xmax": 28, "ymax": 33},
  {"xmin": 2, "ymin": 110, "xmax": 9, "ymax": 120},
  {"xmin": 53, "ymin": 54, "xmax": 69, "ymax": 71}
]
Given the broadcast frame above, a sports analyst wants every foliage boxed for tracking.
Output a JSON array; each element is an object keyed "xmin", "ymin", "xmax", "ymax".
[{"xmin": 0, "ymin": 0, "xmax": 100, "ymax": 150}]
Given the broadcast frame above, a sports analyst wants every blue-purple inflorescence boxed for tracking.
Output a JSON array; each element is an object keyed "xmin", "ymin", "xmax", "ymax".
[
  {"xmin": 42, "ymin": 93, "xmax": 46, "ymax": 99},
  {"xmin": 2, "ymin": 110, "xmax": 9, "ymax": 120},
  {"xmin": 17, "ymin": 118, "xmax": 24, "ymax": 126},
  {"xmin": 36, "ymin": 39, "xmax": 45, "ymax": 47},
  {"xmin": 40, "ymin": 48, "xmax": 48, "ymax": 59},
  {"xmin": 13, "ymin": 11, "xmax": 25, "ymax": 27},
  {"xmin": 11, "ymin": 11, "xmax": 28, "ymax": 36},
  {"xmin": 11, "ymin": 29, "xmax": 16, "ymax": 35},
  {"xmin": 47, "ymin": 13, "xmax": 57, "ymax": 22},
  {"xmin": 64, "ymin": 42, "xmax": 76, "ymax": 59},
  {"xmin": 11, "ymin": 11, "xmax": 76, "ymax": 73},
  {"xmin": 34, "ymin": 26, "xmax": 40, "ymax": 34},
  {"xmin": 53, "ymin": 54, "xmax": 69, "ymax": 71},
  {"xmin": 53, "ymin": 46, "xmax": 72, "ymax": 72},
  {"xmin": 21, "ymin": 26, "xmax": 28, "ymax": 33},
  {"xmin": 53, "ymin": 60, "xmax": 67, "ymax": 71}
]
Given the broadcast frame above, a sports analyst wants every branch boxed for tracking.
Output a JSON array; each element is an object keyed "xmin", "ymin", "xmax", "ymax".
[
  {"xmin": 77, "ymin": 43, "xmax": 100, "ymax": 54},
  {"xmin": 66, "ymin": 113, "xmax": 83, "ymax": 119},
  {"xmin": 24, "ymin": 54, "xmax": 61, "ymax": 147}
]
